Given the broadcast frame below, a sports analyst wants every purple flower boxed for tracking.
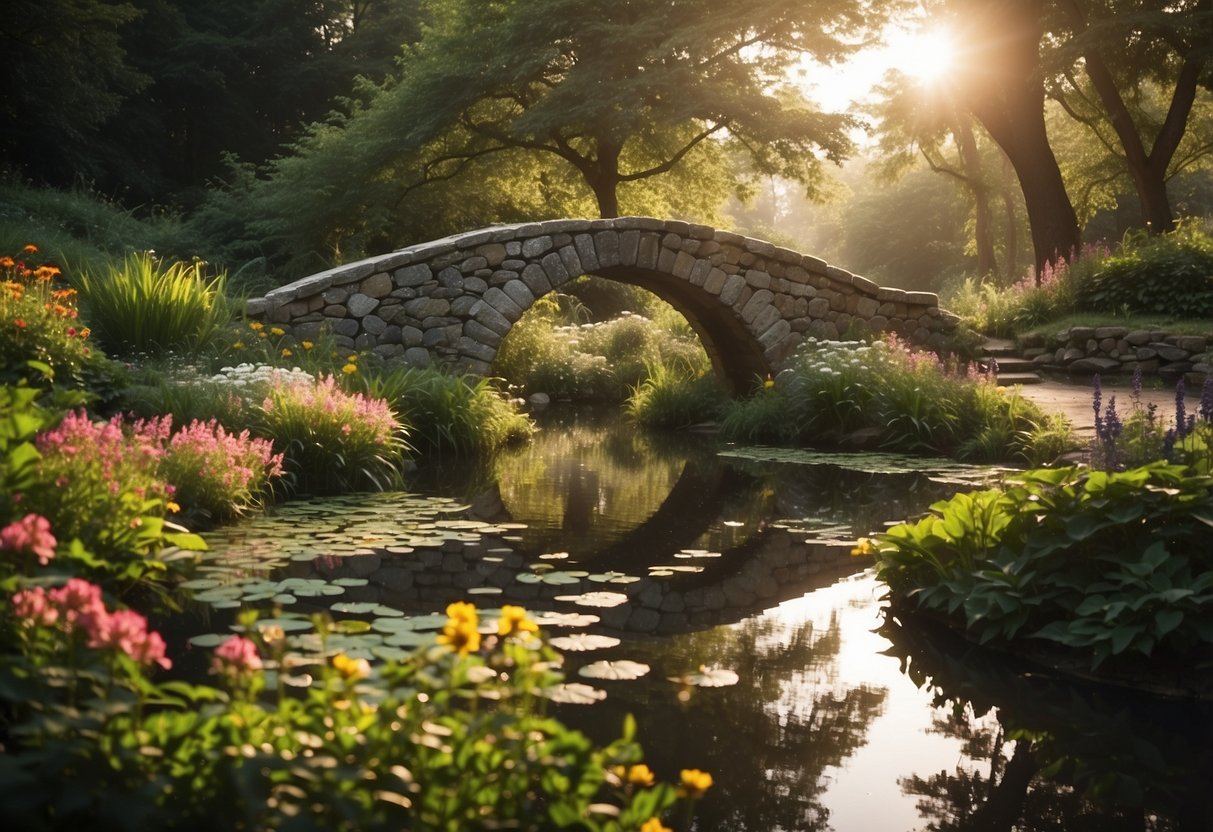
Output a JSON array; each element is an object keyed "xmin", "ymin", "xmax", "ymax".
[
  {"xmin": 1200, "ymin": 375, "xmax": 1213, "ymax": 424},
  {"xmin": 1175, "ymin": 379, "xmax": 1187, "ymax": 439},
  {"xmin": 1092, "ymin": 374, "xmax": 1103, "ymax": 437}
]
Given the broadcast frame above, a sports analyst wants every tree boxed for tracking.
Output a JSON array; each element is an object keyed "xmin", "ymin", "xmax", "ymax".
[
  {"xmin": 1044, "ymin": 0, "xmax": 1213, "ymax": 234},
  {"xmin": 0, "ymin": 0, "xmax": 146, "ymax": 186},
  {"xmin": 947, "ymin": 0, "xmax": 1083, "ymax": 273},
  {"xmin": 312, "ymin": 0, "xmax": 879, "ymax": 219}
]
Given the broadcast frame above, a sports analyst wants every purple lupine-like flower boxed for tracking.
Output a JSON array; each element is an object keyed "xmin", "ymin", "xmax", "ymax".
[
  {"xmin": 1092, "ymin": 374, "xmax": 1103, "ymax": 437},
  {"xmin": 1200, "ymin": 375, "xmax": 1213, "ymax": 424},
  {"xmin": 1131, "ymin": 366, "xmax": 1143, "ymax": 406},
  {"xmin": 1103, "ymin": 395, "xmax": 1123, "ymax": 442},
  {"xmin": 1175, "ymin": 378, "xmax": 1187, "ymax": 439}
]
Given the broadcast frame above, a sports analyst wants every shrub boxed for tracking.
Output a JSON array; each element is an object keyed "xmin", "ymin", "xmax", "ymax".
[
  {"xmin": 720, "ymin": 335, "xmax": 1072, "ymax": 463},
  {"xmin": 0, "ymin": 245, "xmax": 102, "ymax": 387},
  {"xmin": 873, "ymin": 463, "xmax": 1213, "ymax": 670},
  {"xmin": 1, "ymin": 585, "xmax": 707, "ymax": 830},
  {"xmin": 74, "ymin": 251, "xmax": 234, "ymax": 358},
  {"xmin": 1077, "ymin": 225, "xmax": 1213, "ymax": 318},
  {"xmin": 258, "ymin": 372, "xmax": 408, "ymax": 493},
  {"xmin": 356, "ymin": 365, "xmax": 532, "ymax": 458}
]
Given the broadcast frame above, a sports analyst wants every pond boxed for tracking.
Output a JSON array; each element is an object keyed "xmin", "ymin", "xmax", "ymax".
[{"xmin": 174, "ymin": 407, "xmax": 1213, "ymax": 830}]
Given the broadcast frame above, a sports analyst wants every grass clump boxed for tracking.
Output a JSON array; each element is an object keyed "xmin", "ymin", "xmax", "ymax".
[
  {"xmin": 721, "ymin": 335, "xmax": 1073, "ymax": 464},
  {"xmin": 356, "ymin": 365, "xmax": 532, "ymax": 459},
  {"xmin": 626, "ymin": 365, "xmax": 727, "ymax": 429}
]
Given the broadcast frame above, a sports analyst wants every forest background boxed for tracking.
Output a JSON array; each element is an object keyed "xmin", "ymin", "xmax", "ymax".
[{"xmin": 2, "ymin": 0, "xmax": 1211, "ymax": 300}]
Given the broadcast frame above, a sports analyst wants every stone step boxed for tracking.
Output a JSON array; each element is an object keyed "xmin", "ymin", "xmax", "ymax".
[
  {"xmin": 981, "ymin": 356, "xmax": 1037, "ymax": 373},
  {"xmin": 993, "ymin": 372, "xmax": 1044, "ymax": 385},
  {"xmin": 980, "ymin": 337, "xmax": 1019, "ymax": 357}
]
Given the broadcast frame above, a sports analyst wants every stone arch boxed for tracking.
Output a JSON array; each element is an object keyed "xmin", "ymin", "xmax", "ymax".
[{"xmin": 247, "ymin": 217, "xmax": 958, "ymax": 394}]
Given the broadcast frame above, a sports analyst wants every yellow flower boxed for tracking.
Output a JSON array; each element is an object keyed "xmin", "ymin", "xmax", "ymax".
[
  {"xmin": 341, "ymin": 363, "xmax": 358, "ymax": 375},
  {"xmin": 332, "ymin": 653, "xmax": 371, "ymax": 681},
  {"xmin": 270, "ymin": 327, "xmax": 285, "ymax": 336},
  {"xmin": 347, "ymin": 354, "xmax": 358, "ymax": 362},
  {"xmin": 640, "ymin": 819, "xmax": 671, "ymax": 832},
  {"xmin": 248, "ymin": 321, "xmax": 264, "ymax": 331},
  {"xmin": 281, "ymin": 348, "xmax": 293, "ymax": 358},
  {"xmin": 437, "ymin": 601, "xmax": 481, "ymax": 655},
  {"xmin": 679, "ymin": 769, "xmax": 713, "ymax": 798},
  {"xmin": 258, "ymin": 332, "xmax": 268, "ymax": 339},
  {"xmin": 850, "ymin": 537, "xmax": 875, "ymax": 557},
  {"xmin": 302, "ymin": 340, "xmax": 314, "ymax": 350},
  {"xmin": 165, "ymin": 500, "xmax": 181, "ymax": 514},
  {"xmin": 763, "ymin": 374, "xmax": 775, "ymax": 389},
  {"xmin": 497, "ymin": 604, "xmax": 538, "ymax": 639},
  {"xmin": 232, "ymin": 340, "xmax": 245, "ymax": 350},
  {"xmin": 625, "ymin": 764, "xmax": 656, "ymax": 787}
]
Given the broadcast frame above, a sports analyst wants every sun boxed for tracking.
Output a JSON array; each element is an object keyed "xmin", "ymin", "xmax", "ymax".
[{"xmin": 895, "ymin": 26, "xmax": 958, "ymax": 85}]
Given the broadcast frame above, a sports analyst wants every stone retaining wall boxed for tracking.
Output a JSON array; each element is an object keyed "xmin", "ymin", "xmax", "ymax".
[{"xmin": 1020, "ymin": 326, "xmax": 1212, "ymax": 381}]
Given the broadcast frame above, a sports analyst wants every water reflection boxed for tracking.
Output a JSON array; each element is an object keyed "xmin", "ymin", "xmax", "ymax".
[{"xmin": 184, "ymin": 408, "xmax": 1213, "ymax": 829}]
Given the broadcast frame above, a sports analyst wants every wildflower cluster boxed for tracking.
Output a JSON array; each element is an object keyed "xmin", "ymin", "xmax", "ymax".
[
  {"xmin": 12, "ymin": 576, "xmax": 171, "ymax": 672},
  {"xmin": 159, "ymin": 417, "xmax": 284, "ymax": 522},
  {"xmin": 722, "ymin": 334, "xmax": 1067, "ymax": 463},
  {"xmin": 1091, "ymin": 369, "xmax": 1213, "ymax": 472},
  {"xmin": 0, "ymin": 244, "xmax": 96, "ymax": 384},
  {"xmin": 259, "ymin": 372, "xmax": 407, "ymax": 492}
]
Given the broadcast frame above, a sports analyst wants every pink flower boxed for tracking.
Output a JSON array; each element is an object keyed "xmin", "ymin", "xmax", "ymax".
[
  {"xmin": 211, "ymin": 635, "xmax": 262, "ymax": 675},
  {"xmin": 48, "ymin": 578, "xmax": 106, "ymax": 633},
  {"xmin": 88, "ymin": 608, "xmax": 173, "ymax": 670},
  {"xmin": 12, "ymin": 586, "xmax": 59, "ymax": 627},
  {"xmin": 0, "ymin": 513, "xmax": 57, "ymax": 565}
]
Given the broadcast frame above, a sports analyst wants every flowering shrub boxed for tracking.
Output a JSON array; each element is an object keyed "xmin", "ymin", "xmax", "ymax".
[
  {"xmin": 0, "ymin": 244, "xmax": 99, "ymax": 386},
  {"xmin": 259, "ymin": 372, "xmax": 407, "ymax": 493},
  {"xmin": 158, "ymin": 417, "xmax": 284, "ymax": 524},
  {"xmin": 720, "ymin": 336, "xmax": 1073, "ymax": 463},
  {"xmin": 1, "ymin": 591, "xmax": 709, "ymax": 830}
]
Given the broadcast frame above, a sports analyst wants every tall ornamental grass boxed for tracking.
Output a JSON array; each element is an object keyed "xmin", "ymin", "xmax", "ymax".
[{"xmin": 74, "ymin": 252, "xmax": 234, "ymax": 358}]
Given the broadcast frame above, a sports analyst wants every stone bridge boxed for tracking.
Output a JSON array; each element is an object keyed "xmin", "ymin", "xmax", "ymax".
[{"xmin": 248, "ymin": 217, "xmax": 959, "ymax": 392}]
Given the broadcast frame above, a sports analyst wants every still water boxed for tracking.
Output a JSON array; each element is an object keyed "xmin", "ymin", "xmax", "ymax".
[{"xmin": 190, "ymin": 408, "xmax": 1213, "ymax": 830}]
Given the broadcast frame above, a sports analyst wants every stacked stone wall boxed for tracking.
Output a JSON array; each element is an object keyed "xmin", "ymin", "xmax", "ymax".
[
  {"xmin": 1020, "ymin": 326, "xmax": 1212, "ymax": 382},
  {"xmin": 247, "ymin": 217, "xmax": 958, "ymax": 381}
]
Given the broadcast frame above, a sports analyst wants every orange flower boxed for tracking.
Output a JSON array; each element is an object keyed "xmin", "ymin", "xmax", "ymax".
[
  {"xmin": 14, "ymin": 319, "xmax": 26, "ymax": 329},
  {"xmin": 21, "ymin": 245, "xmax": 37, "ymax": 254},
  {"xmin": 78, "ymin": 327, "xmax": 90, "ymax": 338},
  {"xmin": 0, "ymin": 256, "xmax": 14, "ymax": 269}
]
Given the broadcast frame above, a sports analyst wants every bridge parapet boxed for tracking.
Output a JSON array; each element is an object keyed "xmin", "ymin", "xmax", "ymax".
[{"xmin": 247, "ymin": 217, "xmax": 959, "ymax": 391}]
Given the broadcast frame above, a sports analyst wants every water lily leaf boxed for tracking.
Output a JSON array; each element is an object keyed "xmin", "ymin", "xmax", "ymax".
[
  {"xmin": 578, "ymin": 660, "xmax": 650, "ymax": 681},
  {"xmin": 179, "ymin": 578, "xmax": 222, "ymax": 590},
  {"xmin": 542, "ymin": 683, "xmax": 606, "ymax": 704},
  {"xmin": 331, "ymin": 578, "xmax": 369, "ymax": 587},
  {"xmin": 384, "ymin": 631, "xmax": 429, "ymax": 648},
  {"xmin": 271, "ymin": 594, "xmax": 297, "ymax": 605},
  {"xmin": 533, "ymin": 612, "xmax": 601, "ymax": 628},
  {"xmin": 468, "ymin": 587, "xmax": 503, "ymax": 595},
  {"xmin": 333, "ymin": 619, "xmax": 373, "ymax": 634},
  {"xmin": 669, "ymin": 667, "xmax": 740, "ymax": 687},
  {"xmin": 193, "ymin": 586, "xmax": 243, "ymax": 603},
  {"xmin": 553, "ymin": 592, "xmax": 629, "ymax": 608},
  {"xmin": 331, "ymin": 602, "xmax": 386, "ymax": 615},
  {"xmin": 549, "ymin": 634, "xmax": 621, "ymax": 652},
  {"xmin": 188, "ymin": 633, "xmax": 231, "ymax": 648}
]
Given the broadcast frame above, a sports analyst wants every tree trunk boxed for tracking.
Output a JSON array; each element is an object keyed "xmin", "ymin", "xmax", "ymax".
[
  {"xmin": 1001, "ymin": 154, "xmax": 1021, "ymax": 282},
  {"xmin": 953, "ymin": 0, "xmax": 1081, "ymax": 277},
  {"xmin": 954, "ymin": 113, "xmax": 997, "ymax": 276}
]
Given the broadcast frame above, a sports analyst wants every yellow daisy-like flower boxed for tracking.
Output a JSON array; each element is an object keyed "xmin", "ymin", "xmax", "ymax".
[
  {"xmin": 281, "ymin": 348, "xmax": 293, "ymax": 358},
  {"xmin": 341, "ymin": 363, "xmax": 358, "ymax": 375},
  {"xmin": 232, "ymin": 340, "xmax": 245, "ymax": 350},
  {"xmin": 332, "ymin": 653, "xmax": 371, "ymax": 681},
  {"xmin": 625, "ymin": 764, "xmax": 656, "ymax": 787},
  {"xmin": 248, "ymin": 321, "xmax": 264, "ymax": 331},
  {"xmin": 165, "ymin": 500, "xmax": 181, "ymax": 514},
  {"xmin": 347, "ymin": 354, "xmax": 358, "ymax": 362},
  {"xmin": 302, "ymin": 340, "xmax": 314, "ymax": 350},
  {"xmin": 497, "ymin": 604, "xmax": 538, "ymax": 639},
  {"xmin": 437, "ymin": 601, "xmax": 481, "ymax": 655},
  {"xmin": 640, "ymin": 819, "xmax": 671, "ymax": 832},
  {"xmin": 850, "ymin": 537, "xmax": 875, "ymax": 557},
  {"xmin": 270, "ymin": 326, "xmax": 285, "ymax": 336},
  {"xmin": 679, "ymin": 769, "xmax": 713, "ymax": 798}
]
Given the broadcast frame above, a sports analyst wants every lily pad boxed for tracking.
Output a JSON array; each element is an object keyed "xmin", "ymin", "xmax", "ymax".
[
  {"xmin": 578, "ymin": 660, "xmax": 651, "ymax": 681},
  {"xmin": 549, "ymin": 633, "xmax": 621, "ymax": 652},
  {"xmin": 542, "ymin": 683, "xmax": 607, "ymax": 704},
  {"xmin": 553, "ymin": 592, "xmax": 629, "ymax": 608}
]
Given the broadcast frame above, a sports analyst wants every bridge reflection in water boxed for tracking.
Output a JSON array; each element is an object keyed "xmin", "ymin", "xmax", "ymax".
[{"xmin": 191, "ymin": 408, "xmax": 1213, "ymax": 829}]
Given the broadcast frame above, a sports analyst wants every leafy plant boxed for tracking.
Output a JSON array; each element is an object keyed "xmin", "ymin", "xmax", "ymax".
[
  {"xmin": 1078, "ymin": 225, "xmax": 1213, "ymax": 318},
  {"xmin": 257, "ymin": 373, "xmax": 408, "ymax": 494},
  {"xmin": 874, "ymin": 463, "xmax": 1213, "ymax": 669},
  {"xmin": 626, "ymin": 364, "xmax": 726, "ymax": 429},
  {"xmin": 74, "ymin": 251, "xmax": 234, "ymax": 358},
  {"xmin": 356, "ymin": 365, "xmax": 531, "ymax": 459}
]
